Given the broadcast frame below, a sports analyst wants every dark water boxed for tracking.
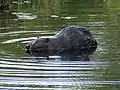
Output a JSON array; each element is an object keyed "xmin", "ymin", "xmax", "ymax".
[{"xmin": 0, "ymin": 0, "xmax": 120, "ymax": 90}]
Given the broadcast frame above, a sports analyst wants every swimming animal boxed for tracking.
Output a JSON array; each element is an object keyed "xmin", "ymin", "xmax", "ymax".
[{"xmin": 26, "ymin": 26, "xmax": 97, "ymax": 54}]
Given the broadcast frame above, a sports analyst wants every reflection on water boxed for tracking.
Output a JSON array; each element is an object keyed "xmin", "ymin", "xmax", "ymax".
[{"xmin": 0, "ymin": 0, "xmax": 120, "ymax": 90}]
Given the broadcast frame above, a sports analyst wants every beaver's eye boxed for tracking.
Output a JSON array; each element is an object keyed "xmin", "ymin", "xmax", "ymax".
[{"xmin": 44, "ymin": 38, "xmax": 49, "ymax": 42}]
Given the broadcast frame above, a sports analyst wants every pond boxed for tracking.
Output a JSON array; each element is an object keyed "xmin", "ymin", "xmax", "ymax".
[{"xmin": 0, "ymin": 0, "xmax": 120, "ymax": 90}]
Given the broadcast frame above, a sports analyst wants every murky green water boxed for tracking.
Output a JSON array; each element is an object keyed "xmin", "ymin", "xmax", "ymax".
[{"xmin": 0, "ymin": 0, "xmax": 120, "ymax": 90}]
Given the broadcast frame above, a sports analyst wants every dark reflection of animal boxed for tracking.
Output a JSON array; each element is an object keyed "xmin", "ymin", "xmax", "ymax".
[
  {"xmin": 26, "ymin": 48, "xmax": 96, "ymax": 61},
  {"xmin": 26, "ymin": 26, "xmax": 97, "ymax": 56}
]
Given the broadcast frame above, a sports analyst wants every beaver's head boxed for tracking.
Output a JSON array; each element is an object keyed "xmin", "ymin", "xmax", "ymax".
[{"xmin": 26, "ymin": 38, "xmax": 49, "ymax": 52}]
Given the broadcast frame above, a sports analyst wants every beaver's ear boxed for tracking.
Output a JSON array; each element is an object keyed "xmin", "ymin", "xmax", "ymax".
[{"xmin": 45, "ymin": 38, "xmax": 49, "ymax": 42}]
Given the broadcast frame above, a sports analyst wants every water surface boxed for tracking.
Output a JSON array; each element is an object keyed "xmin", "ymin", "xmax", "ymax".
[{"xmin": 0, "ymin": 0, "xmax": 120, "ymax": 90}]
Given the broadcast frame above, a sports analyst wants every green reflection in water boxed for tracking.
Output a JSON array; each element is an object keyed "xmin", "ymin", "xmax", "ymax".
[{"xmin": 0, "ymin": 0, "xmax": 120, "ymax": 30}]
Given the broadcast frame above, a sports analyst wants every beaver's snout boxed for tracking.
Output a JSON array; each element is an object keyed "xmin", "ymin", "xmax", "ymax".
[
  {"xmin": 26, "ymin": 39, "xmax": 37, "ymax": 52},
  {"xmin": 25, "ymin": 41, "xmax": 33, "ymax": 54},
  {"xmin": 26, "ymin": 44, "xmax": 30, "ymax": 50}
]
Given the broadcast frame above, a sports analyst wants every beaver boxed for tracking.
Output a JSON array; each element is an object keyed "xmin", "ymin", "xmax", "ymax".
[{"xmin": 26, "ymin": 26, "xmax": 97, "ymax": 54}]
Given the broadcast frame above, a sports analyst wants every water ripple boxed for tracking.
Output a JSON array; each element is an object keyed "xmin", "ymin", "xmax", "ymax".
[{"xmin": 0, "ymin": 56, "xmax": 115, "ymax": 89}]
